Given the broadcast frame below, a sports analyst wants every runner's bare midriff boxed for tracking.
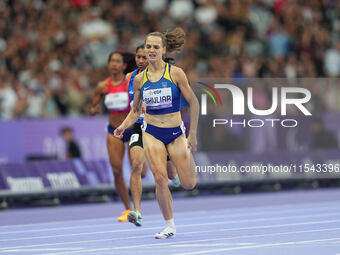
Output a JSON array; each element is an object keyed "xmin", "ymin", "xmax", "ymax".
[
  {"xmin": 109, "ymin": 113, "xmax": 129, "ymax": 128},
  {"xmin": 144, "ymin": 111, "xmax": 182, "ymax": 128}
]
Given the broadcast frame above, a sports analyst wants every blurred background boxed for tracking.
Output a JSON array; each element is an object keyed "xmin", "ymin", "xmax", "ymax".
[{"xmin": 0, "ymin": 0, "xmax": 339, "ymax": 207}]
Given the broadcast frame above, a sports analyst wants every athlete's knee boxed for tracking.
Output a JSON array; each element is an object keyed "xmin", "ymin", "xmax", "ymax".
[
  {"xmin": 153, "ymin": 172, "xmax": 168, "ymax": 188},
  {"xmin": 131, "ymin": 159, "xmax": 143, "ymax": 174},
  {"xmin": 112, "ymin": 167, "xmax": 123, "ymax": 178},
  {"xmin": 181, "ymin": 178, "xmax": 196, "ymax": 190}
]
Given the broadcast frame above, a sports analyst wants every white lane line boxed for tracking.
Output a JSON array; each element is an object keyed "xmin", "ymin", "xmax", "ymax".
[
  {"xmin": 2, "ymin": 248, "xmax": 85, "ymax": 252},
  {"xmin": 0, "ymin": 216, "xmax": 115, "ymax": 229},
  {"xmin": 178, "ymin": 220, "xmax": 340, "ymax": 237},
  {"xmin": 0, "ymin": 210, "xmax": 206, "ymax": 230},
  {"xmin": 36, "ymin": 233, "xmax": 340, "ymax": 255},
  {"xmin": 1, "ymin": 212, "xmax": 340, "ymax": 242},
  {"xmin": 0, "ymin": 235, "xmax": 152, "ymax": 252},
  {"xmin": 171, "ymin": 243, "xmax": 256, "ymax": 248},
  {"xmin": 173, "ymin": 237, "xmax": 340, "ymax": 255},
  {"xmin": 3, "ymin": 221, "xmax": 340, "ymax": 254},
  {"xmin": 282, "ymin": 243, "xmax": 340, "ymax": 248},
  {"xmin": 1, "ymin": 199, "xmax": 340, "ymax": 229},
  {"xmin": 3, "ymin": 204, "xmax": 340, "ymax": 235},
  {"xmin": 3, "ymin": 227, "xmax": 340, "ymax": 253}
]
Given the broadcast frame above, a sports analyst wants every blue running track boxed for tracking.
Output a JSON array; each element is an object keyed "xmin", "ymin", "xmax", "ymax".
[{"xmin": 1, "ymin": 189, "xmax": 340, "ymax": 255}]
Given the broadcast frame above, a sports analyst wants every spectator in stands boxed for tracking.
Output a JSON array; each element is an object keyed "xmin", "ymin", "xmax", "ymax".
[
  {"xmin": 1, "ymin": 0, "xmax": 339, "ymax": 155},
  {"xmin": 60, "ymin": 126, "xmax": 82, "ymax": 159},
  {"xmin": 0, "ymin": 77, "xmax": 17, "ymax": 119},
  {"xmin": 324, "ymin": 41, "xmax": 340, "ymax": 77}
]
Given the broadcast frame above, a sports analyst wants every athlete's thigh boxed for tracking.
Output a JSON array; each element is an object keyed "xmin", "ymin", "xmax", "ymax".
[
  {"xmin": 166, "ymin": 160, "xmax": 177, "ymax": 179},
  {"xmin": 142, "ymin": 131, "xmax": 167, "ymax": 177},
  {"xmin": 130, "ymin": 146, "xmax": 148, "ymax": 177},
  {"xmin": 107, "ymin": 134, "xmax": 125, "ymax": 169},
  {"xmin": 128, "ymin": 125, "xmax": 144, "ymax": 167},
  {"xmin": 130, "ymin": 146, "xmax": 145, "ymax": 169},
  {"xmin": 166, "ymin": 135, "xmax": 195, "ymax": 180}
]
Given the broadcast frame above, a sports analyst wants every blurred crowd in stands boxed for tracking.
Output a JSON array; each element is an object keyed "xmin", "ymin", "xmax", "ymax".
[{"xmin": 0, "ymin": 0, "xmax": 339, "ymax": 120}]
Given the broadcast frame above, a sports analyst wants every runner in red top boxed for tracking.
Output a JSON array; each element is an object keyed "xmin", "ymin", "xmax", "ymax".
[
  {"xmin": 89, "ymin": 51, "xmax": 133, "ymax": 222},
  {"xmin": 103, "ymin": 76, "xmax": 130, "ymax": 115}
]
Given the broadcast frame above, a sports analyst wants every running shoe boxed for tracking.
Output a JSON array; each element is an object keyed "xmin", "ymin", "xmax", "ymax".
[
  {"xmin": 154, "ymin": 226, "xmax": 176, "ymax": 239},
  {"xmin": 170, "ymin": 174, "xmax": 181, "ymax": 188},
  {"xmin": 117, "ymin": 209, "xmax": 132, "ymax": 222},
  {"xmin": 127, "ymin": 210, "xmax": 142, "ymax": 227}
]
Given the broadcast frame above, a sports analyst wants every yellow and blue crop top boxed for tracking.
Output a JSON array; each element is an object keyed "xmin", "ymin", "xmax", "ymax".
[{"xmin": 141, "ymin": 63, "xmax": 181, "ymax": 115}]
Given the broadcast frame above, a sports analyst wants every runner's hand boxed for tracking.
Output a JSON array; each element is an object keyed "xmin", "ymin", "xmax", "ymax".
[
  {"xmin": 187, "ymin": 133, "xmax": 197, "ymax": 152},
  {"xmin": 114, "ymin": 126, "xmax": 125, "ymax": 139},
  {"xmin": 89, "ymin": 105, "xmax": 101, "ymax": 115}
]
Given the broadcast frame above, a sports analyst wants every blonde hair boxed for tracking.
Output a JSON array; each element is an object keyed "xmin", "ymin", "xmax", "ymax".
[{"xmin": 146, "ymin": 27, "xmax": 185, "ymax": 52}]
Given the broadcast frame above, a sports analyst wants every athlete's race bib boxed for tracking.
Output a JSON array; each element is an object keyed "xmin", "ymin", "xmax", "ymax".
[
  {"xmin": 104, "ymin": 92, "xmax": 129, "ymax": 110},
  {"xmin": 129, "ymin": 134, "xmax": 139, "ymax": 146},
  {"xmin": 143, "ymin": 88, "xmax": 172, "ymax": 110}
]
